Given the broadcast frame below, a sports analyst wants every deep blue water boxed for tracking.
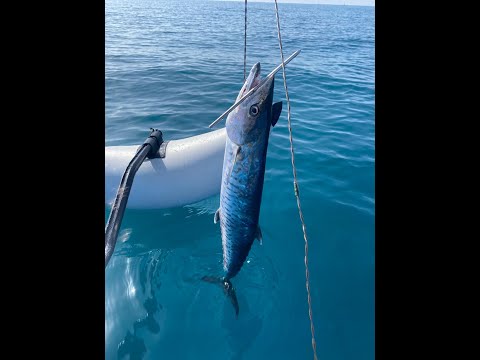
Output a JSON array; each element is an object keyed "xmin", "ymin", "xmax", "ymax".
[{"xmin": 105, "ymin": 1, "xmax": 375, "ymax": 359}]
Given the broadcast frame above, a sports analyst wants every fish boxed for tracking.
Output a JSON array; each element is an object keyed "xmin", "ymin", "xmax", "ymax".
[{"xmin": 203, "ymin": 62, "xmax": 282, "ymax": 317}]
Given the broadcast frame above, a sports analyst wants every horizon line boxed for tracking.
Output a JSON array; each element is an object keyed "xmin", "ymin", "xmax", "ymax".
[{"xmin": 213, "ymin": 0, "xmax": 375, "ymax": 7}]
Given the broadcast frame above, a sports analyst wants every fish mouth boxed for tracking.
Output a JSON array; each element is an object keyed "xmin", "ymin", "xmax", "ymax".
[
  {"xmin": 238, "ymin": 62, "xmax": 261, "ymax": 100},
  {"xmin": 247, "ymin": 62, "xmax": 261, "ymax": 91}
]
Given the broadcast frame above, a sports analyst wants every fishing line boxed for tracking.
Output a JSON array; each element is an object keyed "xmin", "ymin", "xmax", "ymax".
[
  {"xmin": 273, "ymin": 1, "xmax": 319, "ymax": 359},
  {"xmin": 242, "ymin": 2, "xmax": 318, "ymax": 357},
  {"xmin": 244, "ymin": 0, "xmax": 247, "ymax": 81}
]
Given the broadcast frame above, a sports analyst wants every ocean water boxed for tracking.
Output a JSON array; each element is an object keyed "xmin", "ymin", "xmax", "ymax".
[{"xmin": 105, "ymin": 1, "xmax": 375, "ymax": 359}]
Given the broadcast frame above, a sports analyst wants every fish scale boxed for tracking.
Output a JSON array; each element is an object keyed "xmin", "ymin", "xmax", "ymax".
[{"xmin": 220, "ymin": 140, "xmax": 266, "ymax": 279}]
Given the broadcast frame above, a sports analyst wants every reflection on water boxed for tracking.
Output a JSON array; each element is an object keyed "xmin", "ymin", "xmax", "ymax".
[
  {"xmin": 117, "ymin": 295, "xmax": 162, "ymax": 359},
  {"xmin": 117, "ymin": 331, "xmax": 146, "ymax": 360},
  {"xmin": 106, "ymin": 202, "xmax": 279, "ymax": 359},
  {"xmin": 116, "ymin": 251, "xmax": 165, "ymax": 359},
  {"xmin": 106, "ymin": 247, "xmax": 165, "ymax": 359}
]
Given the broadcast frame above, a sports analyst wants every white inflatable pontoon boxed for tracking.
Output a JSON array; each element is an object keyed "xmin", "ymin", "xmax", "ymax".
[{"xmin": 105, "ymin": 128, "xmax": 226, "ymax": 209}]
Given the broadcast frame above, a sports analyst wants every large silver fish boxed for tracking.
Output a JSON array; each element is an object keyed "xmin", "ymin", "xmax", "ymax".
[{"xmin": 203, "ymin": 62, "xmax": 282, "ymax": 316}]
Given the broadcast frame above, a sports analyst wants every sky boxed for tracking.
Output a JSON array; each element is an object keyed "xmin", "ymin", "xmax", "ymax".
[{"xmin": 217, "ymin": 0, "xmax": 375, "ymax": 6}]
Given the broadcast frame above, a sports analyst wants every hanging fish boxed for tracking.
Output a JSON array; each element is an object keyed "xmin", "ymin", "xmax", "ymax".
[{"xmin": 203, "ymin": 62, "xmax": 282, "ymax": 317}]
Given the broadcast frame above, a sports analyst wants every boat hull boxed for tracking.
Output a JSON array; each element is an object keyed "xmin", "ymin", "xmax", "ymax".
[{"xmin": 105, "ymin": 128, "xmax": 226, "ymax": 209}]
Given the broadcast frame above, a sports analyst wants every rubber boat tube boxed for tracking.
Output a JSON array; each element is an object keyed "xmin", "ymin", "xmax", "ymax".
[{"xmin": 105, "ymin": 128, "xmax": 226, "ymax": 209}]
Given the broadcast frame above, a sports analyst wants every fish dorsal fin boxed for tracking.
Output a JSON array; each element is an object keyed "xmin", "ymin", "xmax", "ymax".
[
  {"xmin": 271, "ymin": 101, "xmax": 283, "ymax": 127},
  {"xmin": 256, "ymin": 226, "xmax": 263, "ymax": 245},
  {"xmin": 214, "ymin": 208, "xmax": 221, "ymax": 224}
]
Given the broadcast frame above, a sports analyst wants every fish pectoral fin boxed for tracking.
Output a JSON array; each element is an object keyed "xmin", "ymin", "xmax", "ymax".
[
  {"xmin": 214, "ymin": 208, "xmax": 221, "ymax": 224},
  {"xmin": 271, "ymin": 101, "xmax": 283, "ymax": 127},
  {"xmin": 227, "ymin": 145, "xmax": 241, "ymax": 183},
  {"xmin": 232, "ymin": 145, "xmax": 241, "ymax": 169},
  {"xmin": 256, "ymin": 226, "xmax": 263, "ymax": 245}
]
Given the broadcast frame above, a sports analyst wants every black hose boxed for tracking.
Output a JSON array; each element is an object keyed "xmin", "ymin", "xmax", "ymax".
[{"xmin": 105, "ymin": 129, "xmax": 164, "ymax": 268}]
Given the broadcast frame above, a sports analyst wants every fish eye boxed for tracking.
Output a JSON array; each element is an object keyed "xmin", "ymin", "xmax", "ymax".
[{"xmin": 249, "ymin": 104, "xmax": 259, "ymax": 116}]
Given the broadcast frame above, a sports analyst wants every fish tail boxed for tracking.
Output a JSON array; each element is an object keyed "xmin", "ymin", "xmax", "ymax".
[{"xmin": 201, "ymin": 276, "xmax": 239, "ymax": 318}]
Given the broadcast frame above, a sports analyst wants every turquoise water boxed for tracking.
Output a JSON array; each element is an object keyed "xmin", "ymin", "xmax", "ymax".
[{"xmin": 105, "ymin": 1, "xmax": 374, "ymax": 359}]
